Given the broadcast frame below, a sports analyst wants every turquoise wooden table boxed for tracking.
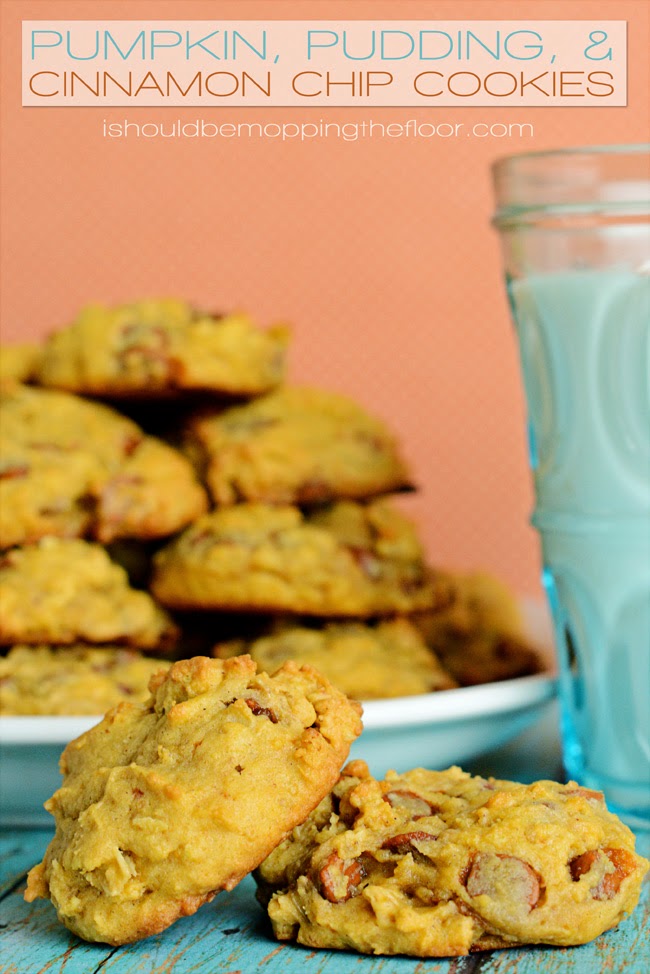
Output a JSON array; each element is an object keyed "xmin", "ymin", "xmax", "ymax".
[{"xmin": 2, "ymin": 707, "xmax": 648, "ymax": 974}]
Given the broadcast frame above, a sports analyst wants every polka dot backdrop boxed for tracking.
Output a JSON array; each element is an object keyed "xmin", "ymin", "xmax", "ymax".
[{"xmin": 2, "ymin": 0, "xmax": 648, "ymax": 595}]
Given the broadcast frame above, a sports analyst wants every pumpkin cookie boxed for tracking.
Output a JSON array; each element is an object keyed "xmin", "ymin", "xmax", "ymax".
[
  {"xmin": 0, "ymin": 538, "xmax": 177, "ymax": 649},
  {"xmin": 215, "ymin": 618, "xmax": 457, "ymax": 699},
  {"xmin": 0, "ymin": 343, "xmax": 42, "ymax": 384},
  {"xmin": 0, "ymin": 384, "xmax": 207, "ymax": 548},
  {"xmin": 415, "ymin": 571, "xmax": 542, "ymax": 685},
  {"xmin": 151, "ymin": 500, "xmax": 437, "ymax": 617},
  {"xmin": 25, "ymin": 655, "xmax": 363, "ymax": 944},
  {"xmin": 257, "ymin": 762, "xmax": 649, "ymax": 956},
  {"xmin": 36, "ymin": 298, "xmax": 288, "ymax": 397},
  {"xmin": 0, "ymin": 645, "xmax": 169, "ymax": 715},
  {"xmin": 184, "ymin": 386, "xmax": 413, "ymax": 505}
]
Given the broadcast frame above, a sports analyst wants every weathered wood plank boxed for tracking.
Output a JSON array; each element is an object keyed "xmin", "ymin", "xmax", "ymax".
[
  {"xmin": 1, "ymin": 868, "xmax": 647, "ymax": 974},
  {"xmin": 0, "ymin": 892, "xmax": 114, "ymax": 973},
  {"xmin": 0, "ymin": 829, "xmax": 51, "ymax": 897}
]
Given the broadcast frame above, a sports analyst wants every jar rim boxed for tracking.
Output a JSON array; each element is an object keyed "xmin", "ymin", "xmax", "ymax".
[
  {"xmin": 493, "ymin": 143, "xmax": 650, "ymax": 172},
  {"xmin": 492, "ymin": 144, "xmax": 650, "ymax": 224}
]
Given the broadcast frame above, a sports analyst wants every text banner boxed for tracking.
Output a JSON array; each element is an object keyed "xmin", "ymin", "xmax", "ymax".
[{"xmin": 22, "ymin": 20, "xmax": 627, "ymax": 107}]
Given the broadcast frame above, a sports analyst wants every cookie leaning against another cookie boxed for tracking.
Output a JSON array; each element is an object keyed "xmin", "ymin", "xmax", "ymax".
[
  {"xmin": 151, "ymin": 500, "xmax": 437, "ymax": 617},
  {"xmin": 215, "ymin": 618, "xmax": 457, "ymax": 699},
  {"xmin": 184, "ymin": 386, "xmax": 414, "ymax": 505},
  {"xmin": 35, "ymin": 298, "xmax": 289, "ymax": 397},
  {"xmin": 0, "ymin": 538, "xmax": 177, "ymax": 650},
  {"xmin": 25, "ymin": 655, "xmax": 363, "ymax": 945},
  {"xmin": 0, "ymin": 646, "xmax": 170, "ymax": 715},
  {"xmin": 256, "ymin": 761, "xmax": 649, "ymax": 956}
]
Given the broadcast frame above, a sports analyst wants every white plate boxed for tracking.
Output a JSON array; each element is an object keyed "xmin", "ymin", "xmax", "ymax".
[{"xmin": 0, "ymin": 599, "xmax": 557, "ymax": 827}]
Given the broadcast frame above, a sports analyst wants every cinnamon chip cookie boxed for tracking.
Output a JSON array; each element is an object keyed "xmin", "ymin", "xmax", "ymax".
[
  {"xmin": 215, "ymin": 618, "xmax": 457, "ymax": 699},
  {"xmin": 36, "ymin": 298, "xmax": 288, "ymax": 397},
  {"xmin": 415, "ymin": 571, "xmax": 542, "ymax": 685},
  {"xmin": 257, "ymin": 762, "xmax": 649, "ymax": 956},
  {"xmin": 184, "ymin": 386, "xmax": 413, "ymax": 505},
  {"xmin": 0, "ymin": 538, "xmax": 177, "ymax": 649},
  {"xmin": 0, "ymin": 344, "xmax": 42, "ymax": 384},
  {"xmin": 0, "ymin": 384, "xmax": 207, "ymax": 548},
  {"xmin": 151, "ymin": 500, "xmax": 437, "ymax": 617},
  {"xmin": 0, "ymin": 645, "xmax": 169, "ymax": 715},
  {"xmin": 25, "ymin": 655, "xmax": 362, "ymax": 944}
]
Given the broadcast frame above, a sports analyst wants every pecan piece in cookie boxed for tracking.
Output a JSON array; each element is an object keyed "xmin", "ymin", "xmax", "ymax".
[
  {"xmin": 0, "ymin": 462, "xmax": 29, "ymax": 480},
  {"xmin": 317, "ymin": 853, "xmax": 367, "ymax": 903},
  {"xmin": 464, "ymin": 853, "xmax": 542, "ymax": 911},
  {"xmin": 569, "ymin": 847, "xmax": 638, "ymax": 900},
  {"xmin": 384, "ymin": 790, "xmax": 437, "ymax": 819},
  {"xmin": 348, "ymin": 547, "xmax": 383, "ymax": 580},
  {"xmin": 244, "ymin": 698, "xmax": 279, "ymax": 723},
  {"xmin": 381, "ymin": 831, "xmax": 435, "ymax": 854},
  {"xmin": 566, "ymin": 786, "xmax": 605, "ymax": 803}
]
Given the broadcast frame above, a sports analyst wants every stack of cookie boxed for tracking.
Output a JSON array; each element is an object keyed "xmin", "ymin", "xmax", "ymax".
[
  {"xmin": 0, "ymin": 297, "xmax": 540, "ymax": 715},
  {"xmin": 0, "ymin": 377, "xmax": 207, "ymax": 712},
  {"xmin": 153, "ymin": 386, "xmax": 462, "ymax": 698}
]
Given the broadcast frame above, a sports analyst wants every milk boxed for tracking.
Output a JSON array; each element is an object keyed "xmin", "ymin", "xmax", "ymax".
[{"xmin": 508, "ymin": 269, "xmax": 650, "ymax": 826}]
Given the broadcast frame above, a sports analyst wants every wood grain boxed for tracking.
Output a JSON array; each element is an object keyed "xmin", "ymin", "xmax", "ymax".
[{"xmin": 1, "ymin": 831, "xmax": 647, "ymax": 974}]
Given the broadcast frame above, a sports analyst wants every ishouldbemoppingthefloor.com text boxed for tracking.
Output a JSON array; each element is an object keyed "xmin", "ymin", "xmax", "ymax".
[{"xmin": 102, "ymin": 118, "xmax": 535, "ymax": 141}]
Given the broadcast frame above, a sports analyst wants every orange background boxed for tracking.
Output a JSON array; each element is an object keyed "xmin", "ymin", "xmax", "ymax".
[{"xmin": 1, "ymin": 0, "xmax": 649, "ymax": 596}]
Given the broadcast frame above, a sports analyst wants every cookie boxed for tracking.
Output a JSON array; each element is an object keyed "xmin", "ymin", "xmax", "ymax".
[
  {"xmin": 151, "ymin": 500, "xmax": 437, "ymax": 617},
  {"xmin": 0, "ymin": 343, "xmax": 42, "ymax": 384},
  {"xmin": 0, "ymin": 645, "xmax": 169, "ymax": 715},
  {"xmin": 257, "ymin": 761, "xmax": 649, "ymax": 956},
  {"xmin": 415, "ymin": 571, "xmax": 542, "ymax": 685},
  {"xmin": 36, "ymin": 298, "xmax": 288, "ymax": 397},
  {"xmin": 215, "ymin": 618, "xmax": 457, "ymax": 699},
  {"xmin": 24, "ymin": 655, "xmax": 363, "ymax": 944},
  {"xmin": 0, "ymin": 538, "xmax": 177, "ymax": 649},
  {"xmin": 184, "ymin": 386, "xmax": 413, "ymax": 505},
  {"xmin": 0, "ymin": 384, "xmax": 207, "ymax": 548}
]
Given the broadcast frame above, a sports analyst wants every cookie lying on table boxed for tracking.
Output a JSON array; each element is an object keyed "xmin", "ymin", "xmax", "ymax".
[
  {"xmin": 25, "ymin": 656, "xmax": 362, "ymax": 945},
  {"xmin": 256, "ymin": 761, "xmax": 649, "ymax": 956}
]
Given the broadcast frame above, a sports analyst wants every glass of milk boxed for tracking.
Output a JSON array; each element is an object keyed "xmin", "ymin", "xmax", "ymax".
[{"xmin": 492, "ymin": 145, "xmax": 650, "ymax": 830}]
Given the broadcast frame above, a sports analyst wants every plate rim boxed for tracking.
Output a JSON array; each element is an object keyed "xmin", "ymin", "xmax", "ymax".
[
  {"xmin": 0, "ymin": 669, "xmax": 557, "ymax": 743},
  {"xmin": 0, "ymin": 597, "xmax": 557, "ymax": 743}
]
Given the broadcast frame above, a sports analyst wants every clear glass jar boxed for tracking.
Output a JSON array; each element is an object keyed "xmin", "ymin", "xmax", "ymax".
[{"xmin": 492, "ymin": 145, "xmax": 650, "ymax": 830}]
